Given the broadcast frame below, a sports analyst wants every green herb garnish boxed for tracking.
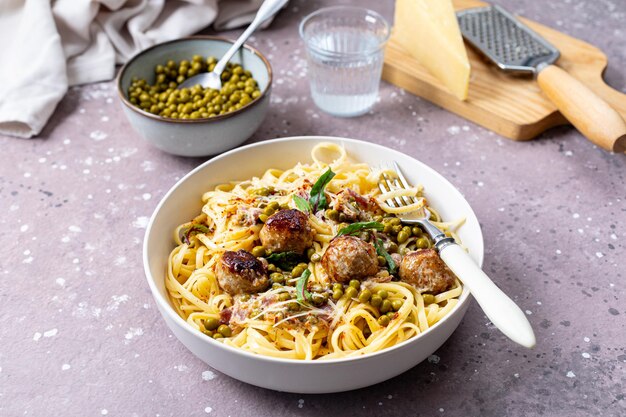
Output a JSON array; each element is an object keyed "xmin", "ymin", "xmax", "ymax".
[
  {"xmin": 337, "ymin": 221, "xmax": 384, "ymax": 236},
  {"xmin": 265, "ymin": 251, "xmax": 303, "ymax": 270},
  {"xmin": 292, "ymin": 195, "xmax": 310, "ymax": 213},
  {"xmin": 309, "ymin": 168, "xmax": 335, "ymax": 211},
  {"xmin": 181, "ymin": 224, "xmax": 211, "ymax": 244},
  {"xmin": 374, "ymin": 238, "xmax": 397, "ymax": 274},
  {"xmin": 296, "ymin": 269, "xmax": 312, "ymax": 304}
]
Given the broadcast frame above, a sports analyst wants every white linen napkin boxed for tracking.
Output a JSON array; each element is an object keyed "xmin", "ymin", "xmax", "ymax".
[{"xmin": 0, "ymin": 0, "xmax": 282, "ymax": 139}]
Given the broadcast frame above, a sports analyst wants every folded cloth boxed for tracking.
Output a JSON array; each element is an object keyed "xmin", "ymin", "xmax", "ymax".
[{"xmin": 0, "ymin": 0, "xmax": 283, "ymax": 138}]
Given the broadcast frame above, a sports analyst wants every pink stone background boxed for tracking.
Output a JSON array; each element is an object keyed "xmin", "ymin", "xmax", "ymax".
[{"xmin": 1, "ymin": 0, "xmax": 624, "ymax": 416}]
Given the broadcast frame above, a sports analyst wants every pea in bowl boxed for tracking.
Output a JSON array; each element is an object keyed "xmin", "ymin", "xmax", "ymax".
[{"xmin": 117, "ymin": 36, "xmax": 272, "ymax": 157}]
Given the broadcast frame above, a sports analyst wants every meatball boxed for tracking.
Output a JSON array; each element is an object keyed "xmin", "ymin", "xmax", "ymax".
[
  {"xmin": 321, "ymin": 235, "xmax": 379, "ymax": 283},
  {"xmin": 259, "ymin": 209, "xmax": 314, "ymax": 254},
  {"xmin": 215, "ymin": 250, "xmax": 269, "ymax": 294},
  {"xmin": 399, "ymin": 249, "xmax": 455, "ymax": 294}
]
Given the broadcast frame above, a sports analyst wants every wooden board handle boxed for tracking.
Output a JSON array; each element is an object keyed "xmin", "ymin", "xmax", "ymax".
[{"xmin": 536, "ymin": 65, "xmax": 626, "ymax": 152}]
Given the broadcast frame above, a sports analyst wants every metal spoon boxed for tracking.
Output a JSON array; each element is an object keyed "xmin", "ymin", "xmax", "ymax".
[{"xmin": 178, "ymin": 0, "xmax": 287, "ymax": 90}]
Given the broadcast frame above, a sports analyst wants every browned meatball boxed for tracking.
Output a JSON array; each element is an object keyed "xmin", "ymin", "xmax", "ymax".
[
  {"xmin": 215, "ymin": 250, "xmax": 269, "ymax": 294},
  {"xmin": 259, "ymin": 209, "xmax": 314, "ymax": 254},
  {"xmin": 321, "ymin": 235, "xmax": 379, "ymax": 283},
  {"xmin": 399, "ymin": 249, "xmax": 455, "ymax": 294}
]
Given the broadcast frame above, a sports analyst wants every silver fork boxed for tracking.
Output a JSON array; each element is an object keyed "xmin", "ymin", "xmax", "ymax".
[{"xmin": 378, "ymin": 162, "xmax": 536, "ymax": 348}]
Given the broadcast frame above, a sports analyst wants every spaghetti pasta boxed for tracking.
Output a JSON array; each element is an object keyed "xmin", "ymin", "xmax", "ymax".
[{"xmin": 166, "ymin": 142, "xmax": 463, "ymax": 360}]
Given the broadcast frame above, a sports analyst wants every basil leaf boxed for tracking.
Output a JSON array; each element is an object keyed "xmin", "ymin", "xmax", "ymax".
[
  {"xmin": 292, "ymin": 195, "xmax": 311, "ymax": 213},
  {"xmin": 375, "ymin": 238, "xmax": 396, "ymax": 274},
  {"xmin": 309, "ymin": 168, "xmax": 335, "ymax": 211},
  {"xmin": 296, "ymin": 269, "xmax": 312, "ymax": 304},
  {"xmin": 337, "ymin": 221, "xmax": 384, "ymax": 236},
  {"xmin": 181, "ymin": 224, "xmax": 211, "ymax": 244},
  {"xmin": 265, "ymin": 251, "xmax": 303, "ymax": 270}
]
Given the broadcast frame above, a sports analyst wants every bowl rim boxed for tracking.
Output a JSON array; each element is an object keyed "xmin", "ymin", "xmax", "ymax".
[
  {"xmin": 143, "ymin": 136, "xmax": 483, "ymax": 365},
  {"xmin": 116, "ymin": 35, "xmax": 273, "ymax": 124}
]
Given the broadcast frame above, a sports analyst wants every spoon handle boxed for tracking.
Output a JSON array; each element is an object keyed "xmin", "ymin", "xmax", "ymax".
[
  {"xmin": 439, "ymin": 244, "xmax": 536, "ymax": 348},
  {"xmin": 214, "ymin": 0, "xmax": 288, "ymax": 76}
]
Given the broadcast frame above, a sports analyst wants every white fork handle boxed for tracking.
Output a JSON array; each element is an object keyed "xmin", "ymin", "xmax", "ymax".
[
  {"xmin": 439, "ymin": 244, "xmax": 536, "ymax": 348},
  {"xmin": 213, "ymin": 0, "xmax": 287, "ymax": 76}
]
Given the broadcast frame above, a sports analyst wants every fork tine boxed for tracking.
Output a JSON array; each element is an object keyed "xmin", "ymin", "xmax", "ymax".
[
  {"xmin": 393, "ymin": 162, "xmax": 419, "ymax": 205},
  {"xmin": 378, "ymin": 172, "xmax": 398, "ymax": 208},
  {"xmin": 384, "ymin": 172, "xmax": 406, "ymax": 208}
]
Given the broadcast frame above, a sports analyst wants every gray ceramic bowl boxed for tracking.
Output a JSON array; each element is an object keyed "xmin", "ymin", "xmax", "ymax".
[{"xmin": 117, "ymin": 37, "xmax": 272, "ymax": 157}]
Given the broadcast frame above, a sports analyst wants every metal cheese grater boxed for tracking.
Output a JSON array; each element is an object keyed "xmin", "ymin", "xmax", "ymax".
[
  {"xmin": 455, "ymin": 4, "xmax": 626, "ymax": 153},
  {"xmin": 456, "ymin": 5, "xmax": 560, "ymax": 74}
]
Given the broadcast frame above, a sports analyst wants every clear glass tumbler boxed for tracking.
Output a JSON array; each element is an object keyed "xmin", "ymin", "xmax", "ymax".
[{"xmin": 299, "ymin": 6, "xmax": 390, "ymax": 117}]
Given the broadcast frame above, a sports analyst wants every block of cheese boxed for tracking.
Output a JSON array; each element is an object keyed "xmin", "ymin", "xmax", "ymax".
[{"xmin": 393, "ymin": 0, "xmax": 471, "ymax": 100}]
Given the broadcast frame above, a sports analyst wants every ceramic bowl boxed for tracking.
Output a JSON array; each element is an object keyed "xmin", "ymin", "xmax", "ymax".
[
  {"xmin": 117, "ymin": 36, "xmax": 272, "ymax": 157},
  {"xmin": 143, "ymin": 136, "xmax": 484, "ymax": 393}
]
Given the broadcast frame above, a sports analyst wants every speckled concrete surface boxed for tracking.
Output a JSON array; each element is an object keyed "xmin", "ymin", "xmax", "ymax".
[{"xmin": 1, "ymin": 0, "xmax": 624, "ymax": 416}]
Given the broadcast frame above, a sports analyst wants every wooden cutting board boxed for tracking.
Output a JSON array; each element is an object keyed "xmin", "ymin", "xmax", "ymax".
[{"xmin": 382, "ymin": 0, "xmax": 626, "ymax": 141}]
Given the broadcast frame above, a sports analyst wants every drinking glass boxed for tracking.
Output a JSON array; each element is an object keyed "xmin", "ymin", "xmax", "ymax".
[{"xmin": 299, "ymin": 6, "xmax": 390, "ymax": 117}]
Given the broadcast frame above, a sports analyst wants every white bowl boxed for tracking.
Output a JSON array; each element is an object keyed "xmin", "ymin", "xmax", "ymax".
[
  {"xmin": 117, "ymin": 36, "xmax": 272, "ymax": 157},
  {"xmin": 143, "ymin": 136, "xmax": 484, "ymax": 393}
]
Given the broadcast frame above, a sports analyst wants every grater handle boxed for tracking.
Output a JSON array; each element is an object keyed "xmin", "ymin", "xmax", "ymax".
[{"xmin": 536, "ymin": 65, "xmax": 626, "ymax": 153}]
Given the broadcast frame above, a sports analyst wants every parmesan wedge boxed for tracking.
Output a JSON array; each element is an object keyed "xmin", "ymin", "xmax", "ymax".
[{"xmin": 394, "ymin": 0, "xmax": 471, "ymax": 100}]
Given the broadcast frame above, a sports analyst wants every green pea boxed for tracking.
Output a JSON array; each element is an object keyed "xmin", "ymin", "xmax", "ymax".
[
  {"xmin": 278, "ymin": 292, "xmax": 290, "ymax": 302},
  {"xmin": 263, "ymin": 206, "xmax": 276, "ymax": 216},
  {"xmin": 268, "ymin": 201, "xmax": 280, "ymax": 211},
  {"xmin": 325, "ymin": 209, "xmax": 339, "ymax": 221},
  {"xmin": 291, "ymin": 266, "xmax": 305, "ymax": 278},
  {"xmin": 311, "ymin": 253, "xmax": 321, "ymax": 263},
  {"xmin": 377, "ymin": 255, "xmax": 387, "ymax": 266},
  {"xmin": 386, "ymin": 311, "xmax": 395, "ymax": 319},
  {"xmin": 378, "ymin": 315, "xmax": 390, "ymax": 326},
  {"xmin": 270, "ymin": 272, "xmax": 284, "ymax": 282},
  {"xmin": 332, "ymin": 290, "xmax": 343, "ymax": 300},
  {"xmin": 388, "ymin": 242, "xmax": 399, "ymax": 253},
  {"xmin": 267, "ymin": 264, "xmax": 277, "ymax": 272},
  {"xmin": 423, "ymin": 294, "xmax": 436, "ymax": 304},
  {"xmin": 306, "ymin": 248, "xmax": 316, "ymax": 260},
  {"xmin": 358, "ymin": 289, "xmax": 372, "ymax": 303},
  {"xmin": 311, "ymin": 293, "xmax": 326, "ymax": 306},
  {"xmin": 378, "ymin": 290, "xmax": 388, "ymax": 299},
  {"xmin": 392, "ymin": 225, "xmax": 403, "ymax": 234},
  {"xmin": 217, "ymin": 325, "xmax": 232, "ymax": 337},
  {"xmin": 416, "ymin": 237, "xmax": 430, "ymax": 249},
  {"xmin": 252, "ymin": 246, "xmax": 265, "ymax": 258},
  {"xmin": 380, "ymin": 299, "xmax": 392, "ymax": 313},
  {"xmin": 349, "ymin": 279, "xmax": 360, "ymax": 289},
  {"xmin": 397, "ymin": 230, "xmax": 410, "ymax": 243},
  {"xmin": 338, "ymin": 213, "xmax": 348, "ymax": 222},
  {"xmin": 259, "ymin": 214, "xmax": 268, "ymax": 223},
  {"xmin": 412, "ymin": 226, "xmax": 423, "ymax": 236},
  {"xmin": 344, "ymin": 286, "xmax": 358, "ymax": 299},
  {"xmin": 391, "ymin": 299, "xmax": 403, "ymax": 311},
  {"xmin": 370, "ymin": 294, "xmax": 383, "ymax": 307},
  {"xmin": 297, "ymin": 263, "xmax": 308, "ymax": 269},
  {"xmin": 255, "ymin": 187, "xmax": 271, "ymax": 196},
  {"xmin": 204, "ymin": 317, "xmax": 219, "ymax": 331},
  {"xmin": 333, "ymin": 283, "xmax": 343, "ymax": 292},
  {"xmin": 383, "ymin": 223, "xmax": 393, "ymax": 234},
  {"xmin": 213, "ymin": 333, "xmax": 223, "ymax": 339},
  {"xmin": 390, "ymin": 217, "xmax": 402, "ymax": 226}
]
